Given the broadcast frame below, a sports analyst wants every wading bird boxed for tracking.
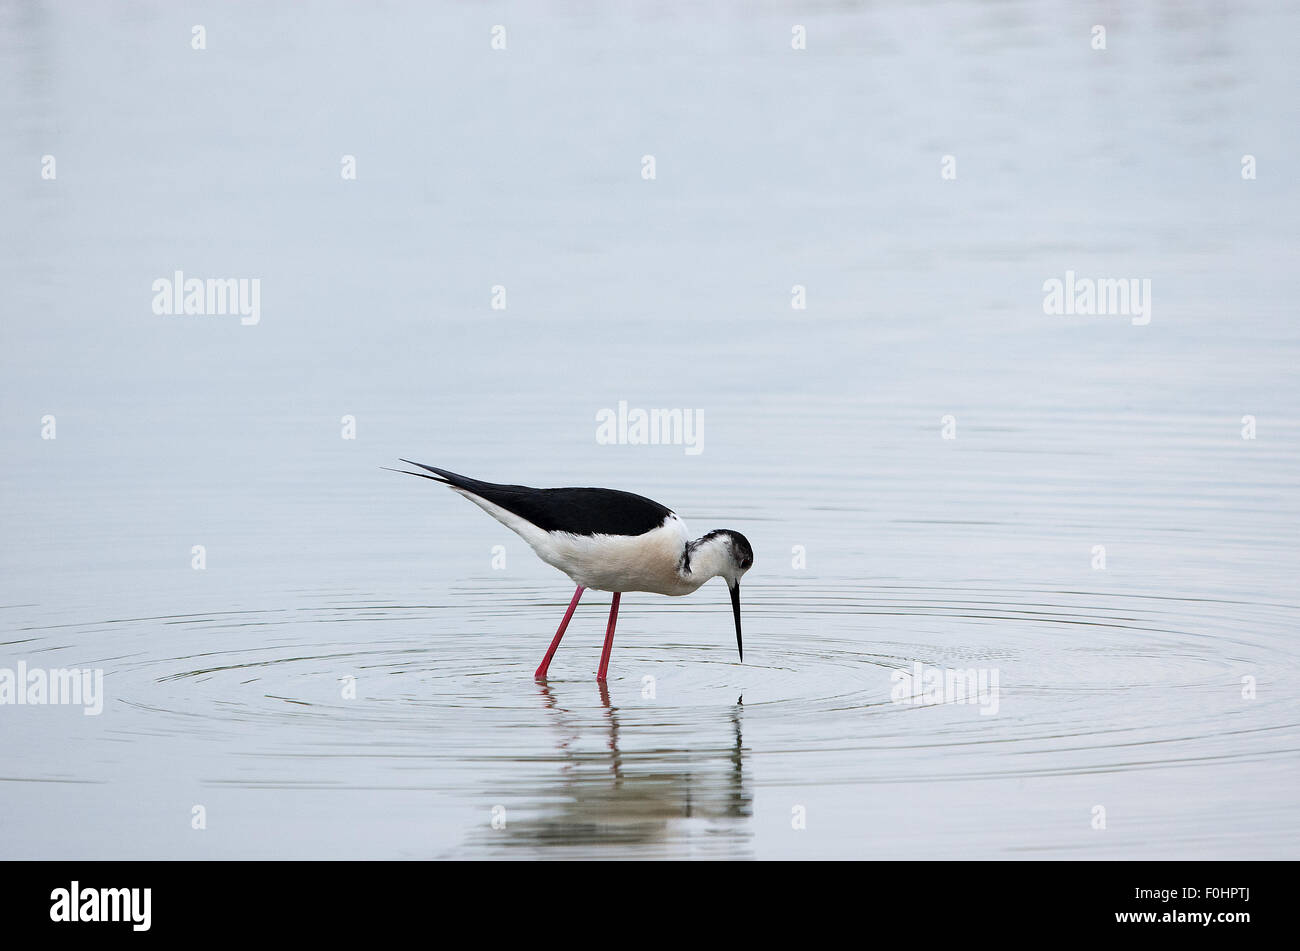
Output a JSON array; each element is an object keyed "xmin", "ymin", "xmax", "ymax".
[{"xmin": 387, "ymin": 461, "xmax": 753, "ymax": 681}]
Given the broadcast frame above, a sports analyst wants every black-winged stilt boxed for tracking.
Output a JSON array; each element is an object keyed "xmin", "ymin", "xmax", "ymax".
[{"xmin": 387, "ymin": 461, "xmax": 753, "ymax": 681}]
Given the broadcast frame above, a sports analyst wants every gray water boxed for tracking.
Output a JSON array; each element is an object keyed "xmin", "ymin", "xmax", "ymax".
[{"xmin": 2, "ymin": 1, "xmax": 1298, "ymax": 859}]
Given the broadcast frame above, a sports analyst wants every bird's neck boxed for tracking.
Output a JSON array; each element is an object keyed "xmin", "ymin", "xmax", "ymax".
[{"xmin": 679, "ymin": 534, "xmax": 729, "ymax": 587}]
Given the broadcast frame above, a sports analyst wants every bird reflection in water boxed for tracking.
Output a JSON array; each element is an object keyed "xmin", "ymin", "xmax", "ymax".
[{"xmin": 475, "ymin": 681, "xmax": 752, "ymax": 856}]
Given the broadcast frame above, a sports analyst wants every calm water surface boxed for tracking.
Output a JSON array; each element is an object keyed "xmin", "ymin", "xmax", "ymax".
[{"xmin": 1, "ymin": 1, "xmax": 1298, "ymax": 858}]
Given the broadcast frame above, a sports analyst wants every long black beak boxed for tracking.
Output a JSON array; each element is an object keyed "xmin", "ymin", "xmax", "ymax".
[{"xmin": 729, "ymin": 582, "xmax": 743, "ymax": 663}]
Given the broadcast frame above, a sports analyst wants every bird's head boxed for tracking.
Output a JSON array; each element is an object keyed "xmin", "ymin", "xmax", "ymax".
[{"xmin": 688, "ymin": 529, "xmax": 753, "ymax": 663}]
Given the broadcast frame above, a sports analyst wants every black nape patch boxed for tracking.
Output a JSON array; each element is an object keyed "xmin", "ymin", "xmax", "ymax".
[{"xmin": 399, "ymin": 462, "xmax": 674, "ymax": 537}]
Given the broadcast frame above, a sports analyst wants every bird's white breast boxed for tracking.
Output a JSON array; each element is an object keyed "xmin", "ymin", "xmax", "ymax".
[{"xmin": 541, "ymin": 514, "xmax": 698, "ymax": 595}]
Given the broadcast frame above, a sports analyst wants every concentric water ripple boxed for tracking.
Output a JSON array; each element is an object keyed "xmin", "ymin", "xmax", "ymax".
[{"xmin": 4, "ymin": 578, "xmax": 1296, "ymax": 857}]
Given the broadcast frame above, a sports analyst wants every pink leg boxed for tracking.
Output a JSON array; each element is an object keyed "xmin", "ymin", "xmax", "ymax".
[
  {"xmin": 596, "ymin": 593, "xmax": 621, "ymax": 681},
  {"xmin": 534, "ymin": 586, "xmax": 584, "ymax": 680}
]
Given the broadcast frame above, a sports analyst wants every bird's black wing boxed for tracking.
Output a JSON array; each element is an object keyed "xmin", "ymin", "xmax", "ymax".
[{"xmin": 393, "ymin": 462, "xmax": 674, "ymax": 537}]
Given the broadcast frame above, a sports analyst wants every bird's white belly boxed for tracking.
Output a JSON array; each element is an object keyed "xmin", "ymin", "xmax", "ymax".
[{"xmin": 539, "ymin": 522, "xmax": 696, "ymax": 595}]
